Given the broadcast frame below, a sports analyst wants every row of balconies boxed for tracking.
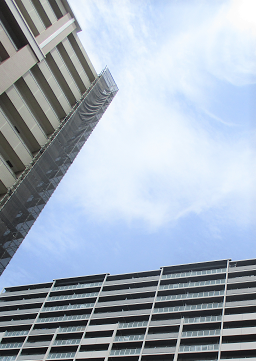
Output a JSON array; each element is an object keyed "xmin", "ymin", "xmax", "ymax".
[
  {"xmin": 3, "ymin": 338, "xmax": 256, "ymax": 360},
  {"xmin": 5, "ymin": 325, "xmax": 256, "ymax": 350},
  {"xmin": 3, "ymin": 290, "xmax": 256, "ymax": 328},
  {"xmin": 5, "ymin": 309, "xmax": 255, "ymax": 344},
  {"xmin": 2, "ymin": 262, "xmax": 255, "ymax": 300},
  {"xmin": 2, "ymin": 273, "xmax": 256, "ymax": 316}
]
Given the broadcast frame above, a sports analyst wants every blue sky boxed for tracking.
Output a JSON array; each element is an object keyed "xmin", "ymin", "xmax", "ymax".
[{"xmin": 1, "ymin": 0, "xmax": 256, "ymax": 289}]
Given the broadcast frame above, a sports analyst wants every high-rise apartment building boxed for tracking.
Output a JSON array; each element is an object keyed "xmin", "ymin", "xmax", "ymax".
[
  {"xmin": 0, "ymin": 258, "xmax": 255, "ymax": 360},
  {"xmin": 0, "ymin": 0, "xmax": 118, "ymax": 274}
]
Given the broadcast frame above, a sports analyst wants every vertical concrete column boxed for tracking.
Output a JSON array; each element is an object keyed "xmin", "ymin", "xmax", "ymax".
[
  {"xmin": 21, "ymin": 0, "xmax": 46, "ymax": 34},
  {"xmin": 138, "ymin": 268, "xmax": 163, "ymax": 361},
  {"xmin": 15, "ymin": 281, "xmax": 56, "ymax": 361},
  {"xmin": 0, "ymin": 108, "xmax": 32, "ymax": 166},
  {"xmin": 6, "ymin": 85, "xmax": 47, "ymax": 146},
  {"xmin": 0, "ymin": 155, "xmax": 16, "ymax": 189},
  {"xmin": 23, "ymin": 71, "xmax": 60, "ymax": 129},
  {"xmin": 74, "ymin": 275, "xmax": 109, "ymax": 361},
  {"xmin": 50, "ymin": 47, "xmax": 81, "ymax": 101},
  {"xmin": 0, "ymin": 25, "xmax": 16, "ymax": 56},
  {"xmin": 37, "ymin": 61, "xmax": 71, "ymax": 114},
  {"xmin": 62, "ymin": 38, "xmax": 91, "ymax": 90},
  {"xmin": 218, "ymin": 260, "xmax": 230, "ymax": 361},
  {"xmin": 39, "ymin": 0, "xmax": 58, "ymax": 25},
  {"xmin": 173, "ymin": 318, "xmax": 184, "ymax": 361}
]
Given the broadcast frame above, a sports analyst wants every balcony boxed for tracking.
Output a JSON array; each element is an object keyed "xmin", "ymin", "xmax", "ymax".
[
  {"xmin": 18, "ymin": 354, "xmax": 45, "ymax": 361},
  {"xmin": 0, "ymin": 298, "xmax": 45, "ymax": 308},
  {"xmin": 160, "ymin": 278, "xmax": 225, "ymax": 292},
  {"xmin": 179, "ymin": 343, "xmax": 219, "ymax": 352},
  {"xmin": 105, "ymin": 276, "xmax": 159, "ymax": 287},
  {"xmin": 101, "ymin": 286, "xmax": 157, "ymax": 298},
  {"xmin": 228, "ymin": 275, "xmax": 256, "ymax": 284},
  {"xmin": 110, "ymin": 348, "xmax": 140, "ymax": 356},
  {"xmin": 0, "ymin": 308, "xmax": 40, "ymax": 317},
  {"xmin": 229, "ymin": 264, "xmax": 256, "ymax": 273},
  {"xmin": 227, "ymin": 287, "xmax": 256, "ymax": 296},
  {"xmin": 142, "ymin": 346, "xmax": 175, "ymax": 355},
  {"xmin": 156, "ymin": 289, "xmax": 224, "ymax": 302},
  {"xmin": 52, "ymin": 282, "xmax": 102, "ymax": 292},
  {"xmin": 24, "ymin": 341, "xmax": 51, "ymax": 348},
  {"xmin": 30, "ymin": 329, "xmax": 56, "ymax": 336},
  {"xmin": 97, "ymin": 297, "xmax": 154, "ymax": 309},
  {"xmin": 1, "ymin": 288, "xmax": 50, "ymax": 299},
  {"xmin": 226, "ymin": 298, "xmax": 256, "ymax": 308},
  {"xmin": 154, "ymin": 302, "xmax": 223, "ymax": 314},
  {"xmin": 92, "ymin": 309, "xmax": 151, "ymax": 320},
  {"xmin": 221, "ymin": 341, "xmax": 256, "ymax": 352},
  {"xmin": 146, "ymin": 332, "xmax": 178, "ymax": 341},
  {"xmin": 0, "ymin": 342, "xmax": 23, "ymax": 349},
  {"xmin": 37, "ymin": 314, "xmax": 90, "ymax": 324},
  {"xmin": 162, "ymin": 268, "xmax": 226, "ymax": 280},
  {"xmin": 115, "ymin": 335, "xmax": 144, "ymax": 342},
  {"xmin": 0, "ymin": 318, "xmax": 35, "ymax": 327},
  {"xmin": 47, "ymin": 352, "xmax": 75, "ymax": 359},
  {"xmin": 76, "ymin": 350, "xmax": 108, "ymax": 359}
]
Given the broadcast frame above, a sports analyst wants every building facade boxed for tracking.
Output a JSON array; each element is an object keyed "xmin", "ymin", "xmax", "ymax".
[
  {"xmin": 0, "ymin": 258, "xmax": 255, "ymax": 360},
  {"xmin": 0, "ymin": 0, "xmax": 118, "ymax": 274}
]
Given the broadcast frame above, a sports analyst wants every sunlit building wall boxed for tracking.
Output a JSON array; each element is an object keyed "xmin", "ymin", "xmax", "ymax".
[
  {"xmin": 0, "ymin": 258, "xmax": 255, "ymax": 360},
  {"xmin": 0, "ymin": 0, "xmax": 118, "ymax": 274}
]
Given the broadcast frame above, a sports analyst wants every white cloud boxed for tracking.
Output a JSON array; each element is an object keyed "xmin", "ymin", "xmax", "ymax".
[{"xmin": 62, "ymin": 0, "xmax": 256, "ymax": 229}]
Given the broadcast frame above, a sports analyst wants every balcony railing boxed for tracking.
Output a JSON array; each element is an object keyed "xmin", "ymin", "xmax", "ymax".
[
  {"xmin": 37, "ymin": 314, "xmax": 90, "ymax": 323},
  {"xmin": 48, "ymin": 293, "xmax": 97, "ymax": 302},
  {"xmin": 110, "ymin": 348, "xmax": 140, "ymax": 356},
  {"xmin": 155, "ymin": 302, "xmax": 223, "ymax": 314},
  {"xmin": 59, "ymin": 326, "xmax": 85, "ymax": 333},
  {"xmin": 48, "ymin": 352, "xmax": 75, "ymax": 359},
  {"xmin": 53, "ymin": 283, "xmax": 102, "ymax": 291},
  {"xmin": 0, "ymin": 343, "xmax": 22, "ymax": 349},
  {"xmin": 184, "ymin": 315, "xmax": 222, "ymax": 324},
  {"xmin": 0, "ymin": 356, "xmax": 16, "ymax": 361},
  {"xmin": 43, "ymin": 303, "xmax": 93, "ymax": 312},
  {"xmin": 162, "ymin": 268, "xmax": 226, "ymax": 280},
  {"xmin": 115, "ymin": 334, "xmax": 144, "ymax": 342},
  {"xmin": 182, "ymin": 329, "xmax": 220, "ymax": 338},
  {"xmin": 118, "ymin": 321, "xmax": 148, "ymax": 329},
  {"xmin": 159, "ymin": 278, "xmax": 225, "ymax": 290},
  {"xmin": 179, "ymin": 343, "xmax": 219, "ymax": 352},
  {"xmin": 157, "ymin": 290, "xmax": 224, "ymax": 302},
  {"xmin": 53, "ymin": 339, "xmax": 80, "ymax": 346},
  {"xmin": 5, "ymin": 330, "xmax": 29, "ymax": 337}
]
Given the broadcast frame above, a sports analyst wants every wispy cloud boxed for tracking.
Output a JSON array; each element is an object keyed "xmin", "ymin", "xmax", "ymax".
[{"xmin": 60, "ymin": 0, "xmax": 256, "ymax": 230}]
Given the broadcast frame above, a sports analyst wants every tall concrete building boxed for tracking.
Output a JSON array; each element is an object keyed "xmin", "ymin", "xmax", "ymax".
[
  {"xmin": 0, "ymin": 0, "xmax": 118, "ymax": 274},
  {"xmin": 0, "ymin": 258, "xmax": 255, "ymax": 360}
]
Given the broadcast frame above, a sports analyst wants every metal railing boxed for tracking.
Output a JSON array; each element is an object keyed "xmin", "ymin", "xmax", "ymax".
[
  {"xmin": 160, "ymin": 278, "xmax": 225, "ymax": 290},
  {"xmin": 37, "ymin": 314, "xmax": 89, "ymax": 323},
  {"xmin": 157, "ymin": 290, "xmax": 224, "ymax": 302},
  {"xmin": 53, "ymin": 339, "xmax": 80, "ymax": 346},
  {"xmin": 155, "ymin": 302, "xmax": 223, "ymax": 313},
  {"xmin": 115, "ymin": 334, "xmax": 144, "ymax": 342},
  {"xmin": 110, "ymin": 348, "xmax": 140, "ymax": 356},
  {"xmin": 48, "ymin": 352, "xmax": 75, "ymax": 359},
  {"xmin": 43, "ymin": 303, "xmax": 93, "ymax": 312},
  {"xmin": 48, "ymin": 292, "xmax": 97, "ymax": 302},
  {"xmin": 53, "ymin": 283, "xmax": 101, "ymax": 291},
  {"xmin": 179, "ymin": 343, "xmax": 219, "ymax": 352},
  {"xmin": 5, "ymin": 330, "xmax": 29, "ymax": 337},
  {"xmin": 162, "ymin": 268, "xmax": 226, "ymax": 280},
  {"xmin": 182, "ymin": 329, "xmax": 220, "ymax": 337},
  {"xmin": 118, "ymin": 321, "xmax": 148, "ymax": 329}
]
